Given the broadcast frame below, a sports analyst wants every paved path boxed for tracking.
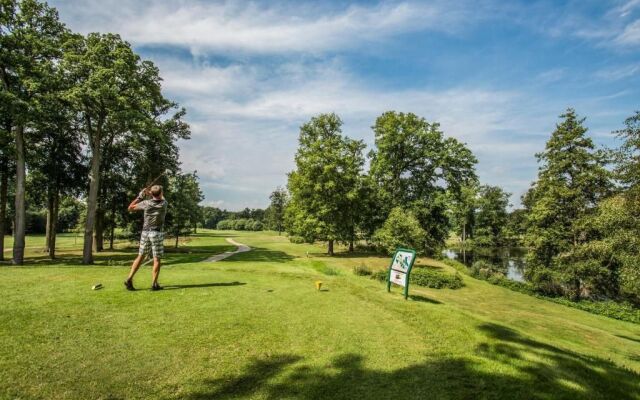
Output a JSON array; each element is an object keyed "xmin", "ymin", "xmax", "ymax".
[{"xmin": 204, "ymin": 238, "xmax": 251, "ymax": 262}]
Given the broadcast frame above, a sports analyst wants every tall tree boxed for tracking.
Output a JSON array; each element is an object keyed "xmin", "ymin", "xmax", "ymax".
[
  {"xmin": 266, "ymin": 187, "xmax": 288, "ymax": 235},
  {"xmin": 524, "ymin": 109, "xmax": 611, "ymax": 298},
  {"xmin": 286, "ymin": 113, "xmax": 365, "ymax": 255},
  {"xmin": 29, "ymin": 70, "xmax": 85, "ymax": 258},
  {"xmin": 449, "ymin": 184, "xmax": 477, "ymax": 245},
  {"xmin": 369, "ymin": 111, "xmax": 477, "ymax": 254},
  {"xmin": 0, "ymin": 96, "xmax": 13, "ymax": 260},
  {"xmin": 474, "ymin": 185, "xmax": 510, "ymax": 247},
  {"xmin": 0, "ymin": 0, "xmax": 67, "ymax": 264},
  {"xmin": 166, "ymin": 171, "xmax": 203, "ymax": 247},
  {"xmin": 63, "ymin": 33, "xmax": 169, "ymax": 264}
]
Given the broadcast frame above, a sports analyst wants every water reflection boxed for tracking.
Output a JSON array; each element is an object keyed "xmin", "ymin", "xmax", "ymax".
[{"xmin": 443, "ymin": 247, "xmax": 528, "ymax": 283}]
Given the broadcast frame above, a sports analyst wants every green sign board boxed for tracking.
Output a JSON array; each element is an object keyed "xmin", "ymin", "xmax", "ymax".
[{"xmin": 386, "ymin": 248, "xmax": 417, "ymax": 299}]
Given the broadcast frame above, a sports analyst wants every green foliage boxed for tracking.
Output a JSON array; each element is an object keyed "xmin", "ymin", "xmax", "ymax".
[
  {"xmin": 369, "ymin": 111, "xmax": 477, "ymax": 254},
  {"xmin": 524, "ymin": 109, "xmax": 612, "ymax": 298},
  {"xmin": 410, "ymin": 268, "xmax": 464, "ymax": 289},
  {"xmin": 371, "ymin": 269, "xmax": 388, "ymax": 282},
  {"xmin": 286, "ymin": 113, "xmax": 366, "ymax": 254},
  {"xmin": 165, "ymin": 172, "xmax": 204, "ymax": 245},
  {"xmin": 372, "ymin": 207, "xmax": 425, "ymax": 255},
  {"xmin": 287, "ymin": 235, "xmax": 306, "ymax": 244},
  {"xmin": 266, "ymin": 187, "xmax": 288, "ymax": 234},
  {"xmin": 474, "ymin": 185, "xmax": 510, "ymax": 247},
  {"xmin": 216, "ymin": 218, "xmax": 264, "ymax": 231},
  {"xmin": 352, "ymin": 263, "xmax": 372, "ymax": 276}
]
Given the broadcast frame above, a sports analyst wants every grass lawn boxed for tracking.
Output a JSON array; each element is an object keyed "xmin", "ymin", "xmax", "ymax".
[{"xmin": 1, "ymin": 230, "xmax": 639, "ymax": 399}]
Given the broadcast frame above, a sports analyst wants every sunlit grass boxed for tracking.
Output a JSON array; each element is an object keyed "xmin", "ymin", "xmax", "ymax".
[{"xmin": 0, "ymin": 230, "xmax": 639, "ymax": 399}]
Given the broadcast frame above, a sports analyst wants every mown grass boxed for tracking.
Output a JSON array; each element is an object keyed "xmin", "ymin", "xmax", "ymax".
[{"xmin": 1, "ymin": 230, "xmax": 639, "ymax": 399}]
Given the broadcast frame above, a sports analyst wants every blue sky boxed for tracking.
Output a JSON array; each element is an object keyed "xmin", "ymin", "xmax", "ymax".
[{"xmin": 50, "ymin": 0, "xmax": 640, "ymax": 210}]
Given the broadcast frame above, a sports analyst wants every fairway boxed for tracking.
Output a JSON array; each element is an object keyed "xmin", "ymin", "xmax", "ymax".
[{"xmin": 1, "ymin": 230, "xmax": 639, "ymax": 400}]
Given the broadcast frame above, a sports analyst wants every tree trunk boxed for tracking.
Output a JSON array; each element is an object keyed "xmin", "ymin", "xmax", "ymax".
[
  {"xmin": 12, "ymin": 125, "xmax": 26, "ymax": 265},
  {"xmin": 83, "ymin": 131, "xmax": 101, "ymax": 264},
  {"xmin": 94, "ymin": 208, "xmax": 104, "ymax": 252},
  {"xmin": 175, "ymin": 233, "xmax": 179, "ymax": 248},
  {"xmin": 462, "ymin": 223, "xmax": 466, "ymax": 244},
  {"xmin": 49, "ymin": 190, "xmax": 59, "ymax": 260},
  {"xmin": 0, "ymin": 159, "xmax": 7, "ymax": 261},
  {"xmin": 46, "ymin": 190, "xmax": 53, "ymax": 253},
  {"xmin": 328, "ymin": 239, "xmax": 334, "ymax": 256},
  {"xmin": 109, "ymin": 195, "xmax": 116, "ymax": 250}
]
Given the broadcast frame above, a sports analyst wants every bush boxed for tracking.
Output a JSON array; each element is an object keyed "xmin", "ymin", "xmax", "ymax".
[
  {"xmin": 216, "ymin": 220, "xmax": 232, "ymax": 230},
  {"xmin": 288, "ymin": 235, "xmax": 305, "ymax": 244},
  {"xmin": 372, "ymin": 207, "xmax": 425, "ymax": 255},
  {"xmin": 248, "ymin": 220, "xmax": 264, "ymax": 231},
  {"xmin": 470, "ymin": 260, "xmax": 495, "ymax": 277},
  {"xmin": 371, "ymin": 270, "xmax": 387, "ymax": 282},
  {"xmin": 410, "ymin": 268, "xmax": 464, "ymax": 289},
  {"xmin": 233, "ymin": 219, "xmax": 248, "ymax": 230},
  {"xmin": 352, "ymin": 263, "xmax": 372, "ymax": 276}
]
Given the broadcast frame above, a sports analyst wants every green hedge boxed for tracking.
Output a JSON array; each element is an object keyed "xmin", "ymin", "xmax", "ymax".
[
  {"xmin": 410, "ymin": 268, "xmax": 464, "ymax": 289},
  {"xmin": 370, "ymin": 267, "xmax": 464, "ymax": 289}
]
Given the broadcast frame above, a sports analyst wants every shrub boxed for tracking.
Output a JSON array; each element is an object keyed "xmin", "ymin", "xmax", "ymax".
[
  {"xmin": 372, "ymin": 207, "xmax": 425, "ymax": 255},
  {"xmin": 371, "ymin": 270, "xmax": 387, "ymax": 282},
  {"xmin": 353, "ymin": 263, "xmax": 372, "ymax": 276},
  {"xmin": 410, "ymin": 268, "xmax": 464, "ymax": 289},
  {"xmin": 288, "ymin": 235, "xmax": 305, "ymax": 244},
  {"xmin": 233, "ymin": 219, "xmax": 248, "ymax": 230},
  {"xmin": 470, "ymin": 260, "xmax": 495, "ymax": 277},
  {"xmin": 216, "ymin": 220, "xmax": 232, "ymax": 230}
]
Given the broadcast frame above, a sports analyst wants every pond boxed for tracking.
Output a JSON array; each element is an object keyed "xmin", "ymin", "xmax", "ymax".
[{"xmin": 442, "ymin": 247, "xmax": 528, "ymax": 283}]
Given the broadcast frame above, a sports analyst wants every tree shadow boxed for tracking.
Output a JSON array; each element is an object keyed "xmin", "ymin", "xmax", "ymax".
[
  {"xmin": 183, "ymin": 322, "xmax": 640, "ymax": 399},
  {"xmin": 162, "ymin": 282, "xmax": 246, "ymax": 290},
  {"xmin": 617, "ymin": 335, "xmax": 640, "ymax": 344}
]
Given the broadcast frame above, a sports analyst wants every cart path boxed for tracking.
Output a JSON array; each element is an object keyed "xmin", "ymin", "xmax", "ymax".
[{"xmin": 204, "ymin": 238, "xmax": 251, "ymax": 262}]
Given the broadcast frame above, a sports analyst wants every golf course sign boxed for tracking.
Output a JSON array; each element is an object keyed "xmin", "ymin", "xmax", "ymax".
[{"xmin": 386, "ymin": 248, "xmax": 417, "ymax": 299}]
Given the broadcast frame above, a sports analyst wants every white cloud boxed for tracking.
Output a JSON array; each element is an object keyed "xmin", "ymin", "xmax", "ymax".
[
  {"xmin": 614, "ymin": 19, "xmax": 640, "ymax": 46},
  {"xmin": 594, "ymin": 63, "xmax": 640, "ymax": 80},
  {"xmin": 52, "ymin": 0, "xmax": 472, "ymax": 55},
  {"xmin": 48, "ymin": 0, "xmax": 632, "ymax": 209}
]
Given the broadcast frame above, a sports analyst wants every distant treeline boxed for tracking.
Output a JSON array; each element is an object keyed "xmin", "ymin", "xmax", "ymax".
[{"xmin": 200, "ymin": 206, "xmax": 284, "ymax": 232}]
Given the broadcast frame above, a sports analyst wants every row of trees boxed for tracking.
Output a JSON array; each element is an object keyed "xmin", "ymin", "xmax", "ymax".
[
  {"xmin": 283, "ymin": 112, "xmax": 478, "ymax": 256},
  {"xmin": 278, "ymin": 108, "xmax": 639, "ymax": 304},
  {"xmin": 1, "ymin": 0, "xmax": 201, "ymax": 264}
]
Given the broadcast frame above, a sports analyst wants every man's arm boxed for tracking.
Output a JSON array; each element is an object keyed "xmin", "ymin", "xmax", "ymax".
[{"xmin": 128, "ymin": 189, "xmax": 148, "ymax": 212}]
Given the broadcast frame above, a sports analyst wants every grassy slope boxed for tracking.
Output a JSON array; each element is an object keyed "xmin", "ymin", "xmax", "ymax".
[{"xmin": 0, "ymin": 230, "xmax": 639, "ymax": 400}]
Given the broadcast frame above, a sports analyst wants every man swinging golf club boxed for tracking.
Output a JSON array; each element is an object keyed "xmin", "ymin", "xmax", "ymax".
[{"xmin": 124, "ymin": 184, "xmax": 168, "ymax": 291}]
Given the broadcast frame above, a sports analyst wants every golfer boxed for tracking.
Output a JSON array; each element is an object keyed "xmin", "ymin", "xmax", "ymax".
[{"xmin": 124, "ymin": 185, "xmax": 168, "ymax": 291}]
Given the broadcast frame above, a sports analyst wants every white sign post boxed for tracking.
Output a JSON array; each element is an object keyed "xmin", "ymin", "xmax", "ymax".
[{"xmin": 386, "ymin": 248, "xmax": 417, "ymax": 299}]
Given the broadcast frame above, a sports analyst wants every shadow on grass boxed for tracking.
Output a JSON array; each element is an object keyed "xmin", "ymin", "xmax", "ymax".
[
  {"xmin": 181, "ymin": 322, "xmax": 640, "ymax": 400},
  {"xmin": 617, "ymin": 335, "xmax": 640, "ymax": 344},
  {"xmin": 408, "ymin": 294, "xmax": 442, "ymax": 304},
  {"xmin": 2, "ymin": 243, "xmax": 238, "ymax": 268},
  {"xmin": 163, "ymin": 282, "xmax": 246, "ymax": 290}
]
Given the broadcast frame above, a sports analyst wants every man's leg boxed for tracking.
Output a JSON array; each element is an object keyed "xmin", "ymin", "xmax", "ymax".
[
  {"xmin": 151, "ymin": 257, "xmax": 161, "ymax": 287},
  {"xmin": 127, "ymin": 254, "xmax": 145, "ymax": 282}
]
